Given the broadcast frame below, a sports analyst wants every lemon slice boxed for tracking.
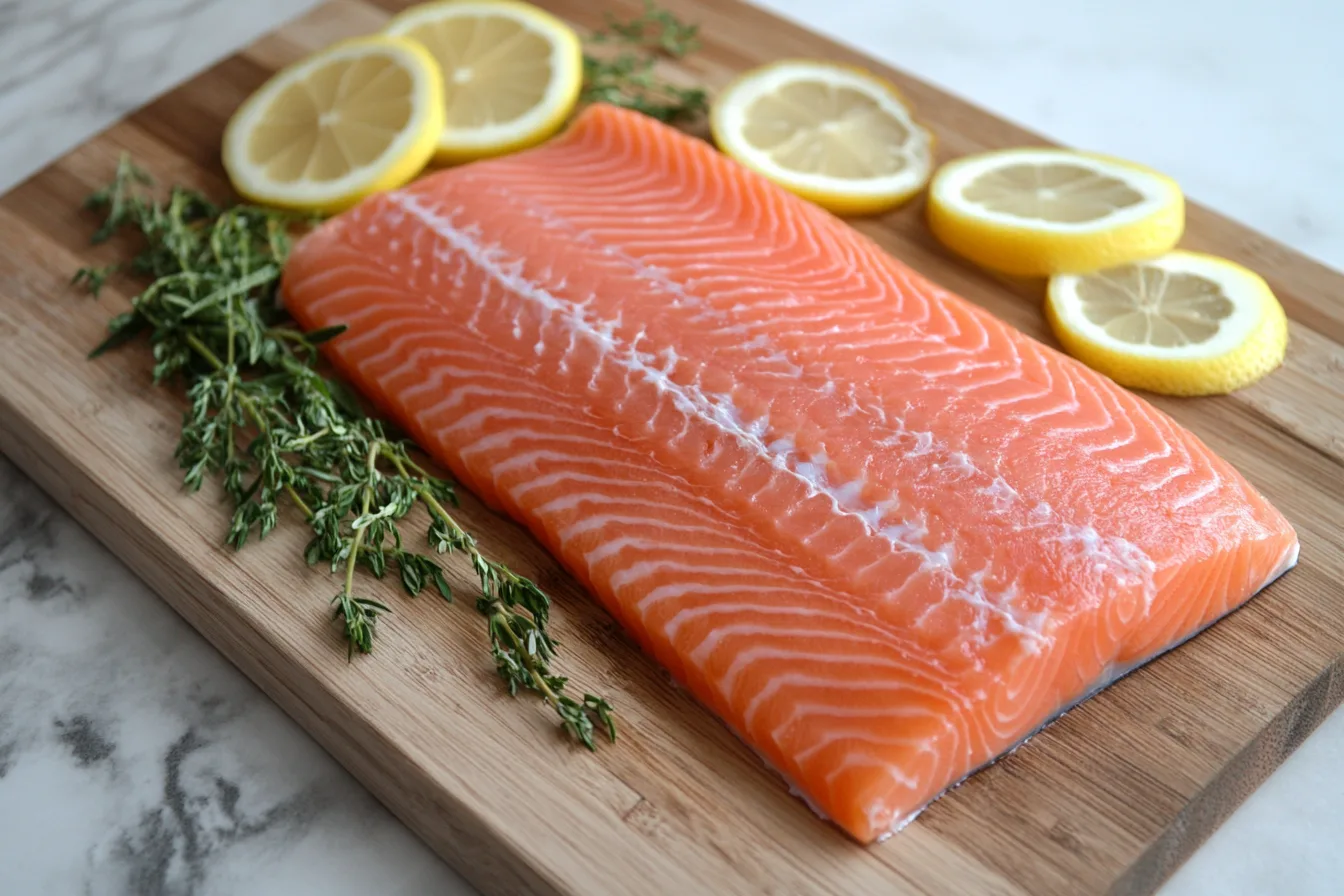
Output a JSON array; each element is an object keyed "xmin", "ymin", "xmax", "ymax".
[
  {"xmin": 1046, "ymin": 250, "xmax": 1287, "ymax": 396},
  {"xmin": 384, "ymin": 0, "xmax": 583, "ymax": 163},
  {"xmin": 222, "ymin": 36, "xmax": 444, "ymax": 213},
  {"xmin": 710, "ymin": 60, "xmax": 934, "ymax": 216},
  {"xmin": 927, "ymin": 148, "xmax": 1184, "ymax": 276}
]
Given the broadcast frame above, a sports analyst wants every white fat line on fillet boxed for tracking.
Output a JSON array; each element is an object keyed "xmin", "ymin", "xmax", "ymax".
[
  {"xmin": 494, "ymin": 455, "xmax": 728, "ymax": 509},
  {"xmin": 662, "ymin": 604, "xmax": 958, "ymax": 685},
  {"xmin": 688, "ymin": 623, "xmax": 962, "ymax": 698},
  {"xmin": 636, "ymin": 247, "xmax": 862, "ymax": 284},
  {"xmin": 803, "ymin": 725, "xmax": 953, "ymax": 781},
  {"xmin": 716, "ymin": 643, "xmax": 945, "ymax": 703},
  {"xmin": 442, "ymin": 182, "xmax": 1104, "ymax": 470},
  {"xmin": 402, "ymin": 380, "xmax": 560, "ymax": 417},
  {"xmin": 510, "ymin": 471, "xmax": 708, "ymax": 506},
  {"xmin": 608, "ymin": 558, "xmax": 805, "ymax": 592},
  {"xmin": 1171, "ymin": 474, "xmax": 1223, "ymax": 510},
  {"xmin": 311, "ymin": 265, "xmax": 1155, "ymax": 583},
  {"xmin": 387, "ymin": 191, "xmax": 1155, "ymax": 635},
  {"xmin": 557, "ymin": 204, "xmax": 740, "ymax": 233},
  {"xmin": 508, "ymin": 475, "xmax": 741, "ymax": 526},
  {"xmin": 693, "ymin": 626, "xmax": 953, "ymax": 689},
  {"xmin": 562, "ymin": 514, "xmax": 781, "ymax": 560},
  {"xmin": 752, "ymin": 677, "xmax": 962, "ymax": 752},
  {"xmin": 399, "ymin": 381, "xmax": 525, "ymax": 421},
  {"xmin": 488, "ymin": 166, "xmax": 683, "ymax": 203},
  {"xmin": 495, "ymin": 450, "xmax": 684, "ymax": 482},
  {"xmin": 825, "ymin": 336, "xmax": 976, "ymax": 361},
  {"xmin": 1056, "ymin": 345, "xmax": 1210, "ymax": 470},
  {"xmin": 349, "ymin": 323, "xmax": 510, "ymax": 371},
  {"xmin": 752, "ymin": 683, "xmax": 963, "ymax": 766},
  {"xmin": 438, "ymin": 405, "xmax": 579, "ymax": 439},
  {"xmin": 791, "ymin": 715, "xmax": 958, "ymax": 764},
  {"xmin": 638, "ymin": 580, "xmax": 843, "ymax": 614},
  {"xmin": 421, "ymin": 195, "xmax": 1137, "ymax": 614},
  {"xmin": 533, "ymin": 489, "xmax": 723, "ymax": 521},
  {"xmin": 722, "ymin": 294, "xmax": 897, "ymax": 320},
  {"xmin": 473, "ymin": 181, "xmax": 866, "ymax": 293},
  {"xmin": 459, "ymin": 185, "xmax": 937, "ymax": 369},
  {"xmin": 538, "ymin": 165, "xmax": 849, "ymax": 254},
  {"xmin": 784, "ymin": 703, "xmax": 967, "ymax": 768},
  {"xmin": 674, "ymin": 256, "xmax": 867, "ymax": 291},
  {"xmin": 536, "ymin": 487, "xmax": 745, "ymax": 533},
  {"xmin": 525, "ymin": 150, "xmax": 1173, "ymax": 502},
  {"xmin": 824, "ymin": 753, "xmax": 923, "ymax": 794},
  {"xmin": 710, "ymin": 301, "xmax": 860, "ymax": 323},
  {"xmin": 741, "ymin": 672, "xmax": 948, "ymax": 733},
  {"xmin": 458, "ymin": 427, "xmax": 637, "ymax": 465},
  {"xmin": 299, "ymin": 280, "xmax": 411, "ymax": 322},
  {"xmin": 408, "ymin": 370, "xmax": 607, "ymax": 431},
  {"xmin": 584, "ymin": 535, "xmax": 781, "ymax": 566},
  {"xmin": 784, "ymin": 720, "xmax": 956, "ymax": 779}
]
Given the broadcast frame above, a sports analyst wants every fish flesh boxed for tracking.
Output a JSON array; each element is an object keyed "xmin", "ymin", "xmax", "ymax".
[{"xmin": 281, "ymin": 103, "xmax": 1299, "ymax": 843}]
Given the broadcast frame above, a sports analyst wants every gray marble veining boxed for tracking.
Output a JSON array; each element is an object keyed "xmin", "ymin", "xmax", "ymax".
[
  {"xmin": 0, "ymin": 457, "xmax": 465, "ymax": 894},
  {"xmin": 0, "ymin": 5, "xmax": 463, "ymax": 891},
  {"xmin": 1, "ymin": 0, "xmax": 1342, "ymax": 893},
  {"xmin": 0, "ymin": 0, "xmax": 311, "ymax": 193}
]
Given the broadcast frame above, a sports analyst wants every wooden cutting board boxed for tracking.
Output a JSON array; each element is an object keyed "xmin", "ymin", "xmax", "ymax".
[{"xmin": 1, "ymin": 1, "xmax": 1341, "ymax": 893}]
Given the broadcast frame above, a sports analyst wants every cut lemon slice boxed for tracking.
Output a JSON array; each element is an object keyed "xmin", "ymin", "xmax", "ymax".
[
  {"xmin": 222, "ymin": 36, "xmax": 444, "ymax": 213},
  {"xmin": 384, "ymin": 0, "xmax": 583, "ymax": 163},
  {"xmin": 1046, "ymin": 250, "xmax": 1288, "ymax": 396},
  {"xmin": 710, "ymin": 60, "xmax": 934, "ymax": 216},
  {"xmin": 928, "ymin": 148, "xmax": 1184, "ymax": 276}
]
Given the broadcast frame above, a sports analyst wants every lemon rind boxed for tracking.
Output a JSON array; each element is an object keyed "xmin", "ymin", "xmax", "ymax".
[
  {"xmin": 927, "ymin": 148, "xmax": 1185, "ymax": 276},
  {"xmin": 1046, "ymin": 250, "xmax": 1288, "ymax": 396},
  {"xmin": 710, "ymin": 59, "xmax": 935, "ymax": 215},
  {"xmin": 383, "ymin": 0, "xmax": 583, "ymax": 164},
  {"xmin": 222, "ymin": 35, "xmax": 444, "ymax": 213}
]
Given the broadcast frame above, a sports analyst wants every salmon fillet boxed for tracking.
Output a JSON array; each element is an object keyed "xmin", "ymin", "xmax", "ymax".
[{"xmin": 282, "ymin": 103, "xmax": 1299, "ymax": 843}]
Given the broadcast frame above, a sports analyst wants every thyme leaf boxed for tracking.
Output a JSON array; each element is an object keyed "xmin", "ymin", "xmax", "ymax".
[
  {"xmin": 581, "ymin": 1, "xmax": 708, "ymax": 123},
  {"xmin": 75, "ymin": 156, "xmax": 615, "ymax": 748}
]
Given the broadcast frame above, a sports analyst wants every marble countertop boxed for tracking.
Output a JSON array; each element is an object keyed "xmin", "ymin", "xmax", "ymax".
[{"xmin": 1, "ymin": 0, "xmax": 1339, "ymax": 893}]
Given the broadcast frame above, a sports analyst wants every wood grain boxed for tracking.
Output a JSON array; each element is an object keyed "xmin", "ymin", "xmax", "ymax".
[{"xmin": 1, "ymin": 1, "xmax": 1342, "ymax": 893}]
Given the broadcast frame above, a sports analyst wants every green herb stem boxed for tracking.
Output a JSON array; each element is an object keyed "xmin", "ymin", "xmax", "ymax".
[
  {"xmin": 581, "ymin": 1, "xmax": 708, "ymax": 123},
  {"xmin": 184, "ymin": 330, "xmax": 315, "ymax": 520},
  {"xmin": 76, "ymin": 155, "xmax": 614, "ymax": 747},
  {"xmin": 345, "ymin": 442, "xmax": 380, "ymax": 599}
]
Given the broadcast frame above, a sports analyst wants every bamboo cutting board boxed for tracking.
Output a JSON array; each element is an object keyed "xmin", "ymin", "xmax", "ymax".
[{"xmin": 1, "ymin": 1, "xmax": 1342, "ymax": 893}]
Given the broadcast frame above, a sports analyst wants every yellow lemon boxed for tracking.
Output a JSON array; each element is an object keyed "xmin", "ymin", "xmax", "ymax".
[
  {"xmin": 1046, "ymin": 250, "xmax": 1288, "ymax": 396},
  {"xmin": 710, "ymin": 60, "xmax": 934, "ymax": 216},
  {"xmin": 928, "ymin": 148, "xmax": 1184, "ymax": 276},
  {"xmin": 221, "ymin": 36, "xmax": 444, "ymax": 213},
  {"xmin": 384, "ymin": 0, "xmax": 583, "ymax": 163}
]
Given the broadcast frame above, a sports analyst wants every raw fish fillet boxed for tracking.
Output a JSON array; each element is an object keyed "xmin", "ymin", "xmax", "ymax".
[{"xmin": 282, "ymin": 103, "xmax": 1299, "ymax": 843}]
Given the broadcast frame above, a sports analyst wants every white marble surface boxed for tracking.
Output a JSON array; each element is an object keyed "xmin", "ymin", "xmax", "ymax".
[{"xmin": 0, "ymin": 0, "xmax": 1339, "ymax": 893}]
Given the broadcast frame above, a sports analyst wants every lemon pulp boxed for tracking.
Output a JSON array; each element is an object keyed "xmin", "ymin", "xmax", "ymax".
[
  {"xmin": 1046, "ymin": 251, "xmax": 1288, "ymax": 396},
  {"xmin": 927, "ymin": 148, "xmax": 1184, "ymax": 276},
  {"xmin": 222, "ymin": 36, "xmax": 444, "ymax": 212},
  {"xmin": 711, "ymin": 60, "xmax": 933, "ymax": 215},
  {"xmin": 384, "ymin": 0, "xmax": 583, "ymax": 163}
]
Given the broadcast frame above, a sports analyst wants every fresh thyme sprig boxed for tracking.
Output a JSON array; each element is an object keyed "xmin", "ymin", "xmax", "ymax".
[
  {"xmin": 581, "ymin": 1, "xmax": 708, "ymax": 123},
  {"xmin": 74, "ymin": 156, "xmax": 615, "ymax": 749}
]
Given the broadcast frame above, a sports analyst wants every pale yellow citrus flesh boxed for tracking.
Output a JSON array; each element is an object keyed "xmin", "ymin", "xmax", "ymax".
[
  {"xmin": 712, "ymin": 61, "xmax": 934, "ymax": 216},
  {"xmin": 222, "ymin": 36, "xmax": 444, "ymax": 213},
  {"xmin": 960, "ymin": 162, "xmax": 1145, "ymax": 224},
  {"xmin": 1046, "ymin": 250, "xmax": 1288, "ymax": 396},
  {"xmin": 927, "ymin": 148, "xmax": 1185, "ymax": 276},
  {"xmin": 384, "ymin": 0, "xmax": 583, "ymax": 163}
]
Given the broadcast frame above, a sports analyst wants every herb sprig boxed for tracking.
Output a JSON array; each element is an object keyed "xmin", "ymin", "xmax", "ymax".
[
  {"xmin": 75, "ymin": 156, "xmax": 615, "ymax": 749},
  {"xmin": 581, "ymin": 1, "xmax": 708, "ymax": 122}
]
